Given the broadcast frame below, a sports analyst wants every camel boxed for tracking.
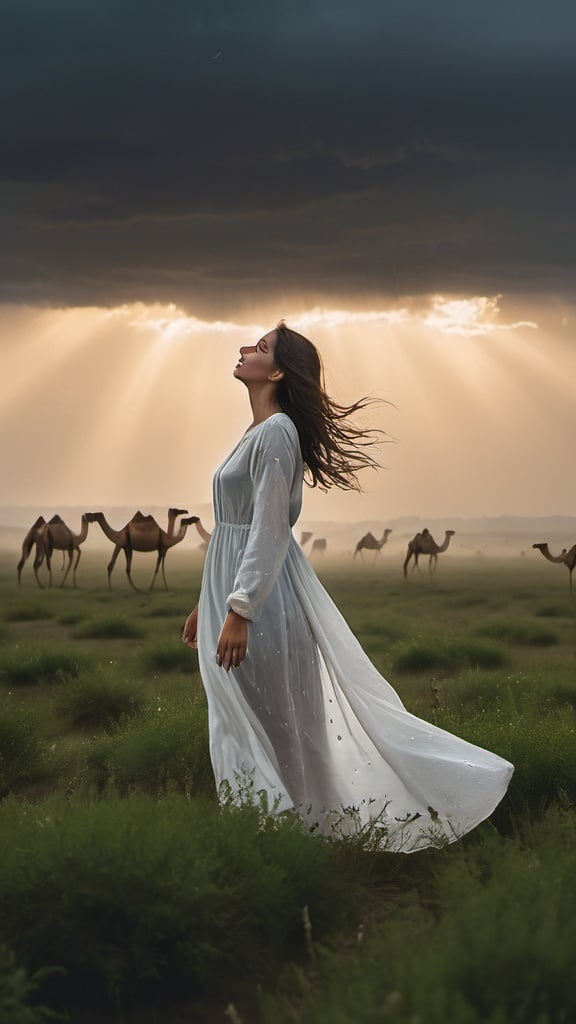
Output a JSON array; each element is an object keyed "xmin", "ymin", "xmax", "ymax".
[
  {"xmin": 17, "ymin": 514, "xmax": 90, "ymax": 588},
  {"xmin": 310, "ymin": 538, "xmax": 327, "ymax": 556},
  {"xmin": 403, "ymin": 528, "xmax": 455, "ymax": 578},
  {"xmin": 85, "ymin": 508, "xmax": 198, "ymax": 591},
  {"xmin": 354, "ymin": 528, "xmax": 393, "ymax": 559},
  {"xmin": 300, "ymin": 531, "xmax": 313, "ymax": 549},
  {"xmin": 533, "ymin": 542, "xmax": 576, "ymax": 595}
]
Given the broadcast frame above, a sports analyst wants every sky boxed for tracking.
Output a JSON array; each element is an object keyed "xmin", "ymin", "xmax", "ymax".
[{"xmin": 1, "ymin": 1, "xmax": 575, "ymax": 523}]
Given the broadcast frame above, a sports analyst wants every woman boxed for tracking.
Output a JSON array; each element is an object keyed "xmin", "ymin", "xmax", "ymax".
[{"xmin": 183, "ymin": 322, "xmax": 513, "ymax": 852}]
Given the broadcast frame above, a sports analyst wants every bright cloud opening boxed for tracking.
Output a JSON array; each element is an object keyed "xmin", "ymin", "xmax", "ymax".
[
  {"xmin": 101, "ymin": 295, "xmax": 539, "ymax": 339},
  {"xmin": 422, "ymin": 296, "xmax": 538, "ymax": 336}
]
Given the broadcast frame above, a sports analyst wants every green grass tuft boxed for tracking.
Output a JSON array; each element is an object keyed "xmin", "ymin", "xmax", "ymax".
[
  {"xmin": 392, "ymin": 636, "xmax": 508, "ymax": 674},
  {"xmin": 437, "ymin": 666, "xmax": 576, "ymax": 715},
  {"xmin": 0, "ymin": 698, "xmax": 45, "ymax": 790},
  {"xmin": 435, "ymin": 698, "xmax": 576, "ymax": 816},
  {"xmin": 143, "ymin": 605, "xmax": 185, "ymax": 619},
  {"xmin": 535, "ymin": 604, "xmax": 575, "ymax": 619},
  {"xmin": 73, "ymin": 616, "xmax": 146, "ymax": 640},
  {"xmin": 0, "ymin": 944, "xmax": 65, "ymax": 1023},
  {"xmin": 0, "ymin": 648, "xmax": 89, "ymax": 687},
  {"xmin": 55, "ymin": 667, "xmax": 147, "ymax": 730},
  {"xmin": 475, "ymin": 620, "xmax": 559, "ymax": 646},
  {"xmin": 140, "ymin": 641, "xmax": 196, "ymax": 674},
  {"xmin": 3, "ymin": 606, "xmax": 54, "ymax": 623},
  {"xmin": 83, "ymin": 697, "xmax": 212, "ymax": 796},
  {"xmin": 58, "ymin": 613, "xmax": 84, "ymax": 626}
]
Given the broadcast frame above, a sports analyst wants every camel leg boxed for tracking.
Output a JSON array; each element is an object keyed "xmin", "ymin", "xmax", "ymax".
[
  {"xmin": 429, "ymin": 554, "xmax": 437, "ymax": 575},
  {"xmin": 17, "ymin": 541, "xmax": 32, "ymax": 584},
  {"xmin": 149, "ymin": 552, "xmax": 163, "ymax": 592},
  {"xmin": 17, "ymin": 554, "xmax": 26, "ymax": 585},
  {"xmin": 72, "ymin": 548, "xmax": 82, "ymax": 588},
  {"xmin": 33, "ymin": 547, "xmax": 45, "ymax": 589},
  {"xmin": 161, "ymin": 554, "xmax": 168, "ymax": 590},
  {"xmin": 107, "ymin": 545, "xmax": 123, "ymax": 589},
  {"xmin": 403, "ymin": 551, "xmax": 412, "ymax": 578},
  {"xmin": 60, "ymin": 550, "xmax": 74, "ymax": 587},
  {"xmin": 124, "ymin": 548, "xmax": 141, "ymax": 592}
]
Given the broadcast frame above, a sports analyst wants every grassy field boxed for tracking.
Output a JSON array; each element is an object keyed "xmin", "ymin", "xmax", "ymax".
[{"xmin": 0, "ymin": 548, "xmax": 575, "ymax": 1022}]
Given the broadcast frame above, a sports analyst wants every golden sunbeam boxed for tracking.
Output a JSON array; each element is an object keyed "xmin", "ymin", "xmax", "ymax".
[{"xmin": 2, "ymin": 294, "xmax": 574, "ymax": 520}]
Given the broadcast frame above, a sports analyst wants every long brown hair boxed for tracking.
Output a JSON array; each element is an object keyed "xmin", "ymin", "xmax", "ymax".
[{"xmin": 273, "ymin": 321, "xmax": 384, "ymax": 491}]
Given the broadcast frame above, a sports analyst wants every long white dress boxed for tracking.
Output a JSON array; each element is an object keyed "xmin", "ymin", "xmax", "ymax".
[{"xmin": 197, "ymin": 413, "xmax": 513, "ymax": 853}]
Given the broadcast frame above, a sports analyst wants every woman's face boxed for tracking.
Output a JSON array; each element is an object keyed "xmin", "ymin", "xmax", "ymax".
[{"xmin": 234, "ymin": 330, "xmax": 281, "ymax": 384}]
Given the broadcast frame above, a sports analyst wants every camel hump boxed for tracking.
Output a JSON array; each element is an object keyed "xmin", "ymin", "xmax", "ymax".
[
  {"xmin": 49, "ymin": 514, "xmax": 65, "ymax": 525},
  {"xmin": 131, "ymin": 511, "xmax": 154, "ymax": 524}
]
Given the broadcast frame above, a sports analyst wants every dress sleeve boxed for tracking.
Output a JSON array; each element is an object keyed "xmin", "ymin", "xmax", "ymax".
[{"xmin": 226, "ymin": 420, "xmax": 297, "ymax": 622}]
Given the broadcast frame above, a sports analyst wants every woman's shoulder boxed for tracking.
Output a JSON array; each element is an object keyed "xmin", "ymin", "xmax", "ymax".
[
  {"xmin": 256, "ymin": 411, "xmax": 295, "ymax": 434},
  {"xmin": 257, "ymin": 413, "xmax": 300, "ymax": 454}
]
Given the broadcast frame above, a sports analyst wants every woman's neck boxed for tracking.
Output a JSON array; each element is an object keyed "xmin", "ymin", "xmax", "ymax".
[{"xmin": 247, "ymin": 386, "xmax": 282, "ymax": 428}]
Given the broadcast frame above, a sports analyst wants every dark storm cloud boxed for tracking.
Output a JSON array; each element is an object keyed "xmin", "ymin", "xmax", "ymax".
[{"xmin": 1, "ymin": 0, "xmax": 575, "ymax": 314}]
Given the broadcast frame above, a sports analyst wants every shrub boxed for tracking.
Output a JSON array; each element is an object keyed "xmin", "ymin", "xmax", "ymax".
[
  {"xmin": 55, "ymin": 667, "xmax": 146, "ymax": 730},
  {"xmin": 391, "ymin": 636, "xmax": 507, "ymax": 674},
  {"xmin": 355, "ymin": 619, "xmax": 405, "ymax": 645},
  {"xmin": 475, "ymin": 620, "xmax": 558, "ymax": 646},
  {"xmin": 73, "ymin": 616, "xmax": 146, "ymax": 640},
  {"xmin": 3, "ymin": 607, "xmax": 54, "ymax": 623},
  {"xmin": 260, "ymin": 807, "xmax": 576, "ymax": 1024},
  {"xmin": 438, "ymin": 666, "xmax": 576, "ymax": 714},
  {"xmin": 434, "ymin": 699, "xmax": 576, "ymax": 816},
  {"xmin": 0, "ymin": 795, "xmax": 354, "ymax": 1014},
  {"xmin": 535, "ymin": 604, "xmax": 575, "ymax": 619},
  {"xmin": 0, "ymin": 648, "xmax": 88, "ymax": 687},
  {"xmin": 58, "ymin": 613, "xmax": 83, "ymax": 626},
  {"xmin": 83, "ymin": 697, "xmax": 212, "ymax": 796},
  {"xmin": 0, "ymin": 698, "xmax": 45, "ymax": 790},
  {"xmin": 0, "ymin": 945, "xmax": 64, "ymax": 1024},
  {"xmin": 144, "ymin": 605, "xmax": 185, "ymax": 619},
  {"xmin": 140, "ymin": 641, "xmax": 196, "ymax": 674}
]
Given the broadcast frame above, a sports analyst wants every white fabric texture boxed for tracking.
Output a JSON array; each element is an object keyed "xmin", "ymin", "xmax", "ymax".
[{"xmin": 197, "ymin": 412, "xmax": 513, "ymax": 852}]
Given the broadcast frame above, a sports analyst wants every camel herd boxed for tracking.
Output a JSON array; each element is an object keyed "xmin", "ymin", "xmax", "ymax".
[
  {"xmin": 15, "ymin": 514, "xmax": 575, "ymax": 594},
  {"xmin": 17, "ymin": 510, "xmax": 210, "ymax": 591}
]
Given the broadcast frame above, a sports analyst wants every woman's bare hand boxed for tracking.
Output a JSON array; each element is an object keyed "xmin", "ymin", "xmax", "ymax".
[
  {"xmin": 182, "ymin": 605, "xmax": 199, "ymax": 648},
  {"xmin": 216, "ymin": 609, "xmax": 248, "ymax": 671}
]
